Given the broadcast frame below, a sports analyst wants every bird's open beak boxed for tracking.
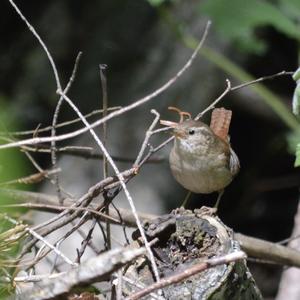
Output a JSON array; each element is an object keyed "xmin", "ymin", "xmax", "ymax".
[{"xmin": 160, "ymin": 120, "xmax": 186, "ymax": 138}]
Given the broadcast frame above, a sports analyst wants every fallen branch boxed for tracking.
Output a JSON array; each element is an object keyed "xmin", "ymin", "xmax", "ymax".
[
  {"xmin": 15, "ymin": 247, "xmax": 146, "ymax": 300},
  {"xmin": 4, "ymin": 189, "xmax": 300, "ymax": 269}
]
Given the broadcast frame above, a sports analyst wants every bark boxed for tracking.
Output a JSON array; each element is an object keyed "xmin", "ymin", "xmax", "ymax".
[{"xmin": 124, "ymin": 207, "xmax": 262, "ymax": 300}]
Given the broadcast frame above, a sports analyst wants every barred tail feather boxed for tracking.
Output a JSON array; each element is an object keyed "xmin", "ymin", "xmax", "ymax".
[{"xmin": 210, "ymin": 108, "xmax": 232, "ymax": 141}]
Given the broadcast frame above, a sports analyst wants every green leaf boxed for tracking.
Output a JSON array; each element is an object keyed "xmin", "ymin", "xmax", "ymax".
[
  {"xmin": 279, "ymin": 0, "xmax": 300, "ymax": 21},
  {"xmin": 295, "ymin": 143, "xmax": 300, "ymax": 167},
  {"xmin": 200, "ymin": 0, "xmax": 300, "ymax": 54},
  {"xmin": 292, "ymin": 82, "xmax": 300, "ymax": 116},
  {"xmin": 147, "ymin": 0, "xmax": 167, "ymax": 7},
  {"xmin": 293, "ymin": 67, "xmax": 300, "ymax": 81},
  {"xmin": 292, "ymin": 67, "xmax": 300, "ymax": 116}
]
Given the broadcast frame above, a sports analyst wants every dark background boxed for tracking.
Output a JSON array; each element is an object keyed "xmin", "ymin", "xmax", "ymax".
[{"xmin": 1, "ymin": 1, "xmax": 300, "ymax": 297}]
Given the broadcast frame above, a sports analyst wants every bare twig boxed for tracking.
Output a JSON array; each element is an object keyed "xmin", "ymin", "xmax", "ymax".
[
  {"xmin": 231, "ymin": 70, "xmax": 293, "ymax": 91},
  {"xmin": 7, "ymin": 3, "xmax": 212, "ymax": 282},
  {"xmin": 23, "ymin": 150, "xmax": 73, "ymax": 198},
  {"xmin": 0, "ymin": 203, "xmax": 120, "ymax": 224},
  {"xmin": 17, "ymin": 168, "xmax": 136, "ymax": 258},
  {"xmin": 195, "ymin": 79, "xmax": 232, "ymax": 120},
  {"xmin": 0, "ymin": 107, "xmax": 121, "ymax": 136},
  {"xmin": 50, "ymin": 52, "xmax": 82, "ymax": 204},
  {"xmin": 0, "ymin": 188, "xmax": 157, "ymax": 226},
  {"xmin": 18, "ymin": 247, "xmax": 147, "ymax": 300},
  {"xmin": 99, "ymin": 63, "xmax": 111, "ymax": 250},
  {"xmin": 0, "ymin": 21, "xmax": 211, "ymax": 150},
  {"xmin": 0, "ymin": 168, "xmax": 60, "ymax": 186},
  {"xmin": 4, "ymin": 215, "xmax": 76, "ymax": 267},
  {"xmin": 235, "ymin": 233, "xmax": 300, "ymax": 268},
  {"xmin": 122, "ymin": 276, "xmax": 164, "ymax": 300},
  {"xmin": 134, "ymin": 109, "xmax": 161, "ymax": 166},
  {"xmin": 20, "ymin": 144, "xmax": 164, "ymax": 163}
]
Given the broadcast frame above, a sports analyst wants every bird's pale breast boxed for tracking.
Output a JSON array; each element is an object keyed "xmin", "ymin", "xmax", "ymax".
[{"xmin": 169, "ymin": 146, "xmax": 232, "ymax": 194}]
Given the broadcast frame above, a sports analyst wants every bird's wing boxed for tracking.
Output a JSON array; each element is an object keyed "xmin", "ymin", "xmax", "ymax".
[{"xmin": 229, "ymin": 147, "xmax": 240, "ymax": 176}]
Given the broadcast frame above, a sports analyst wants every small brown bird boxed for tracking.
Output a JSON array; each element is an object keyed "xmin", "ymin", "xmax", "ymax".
[{"xmin": 161, "ymin": 108, "xmax": 239, "ymax": 207}]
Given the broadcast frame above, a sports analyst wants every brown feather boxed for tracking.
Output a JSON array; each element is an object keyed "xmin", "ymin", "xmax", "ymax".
[{"xmin": 210, "ymin": 108, "xmax": 232, "ymax": 141}]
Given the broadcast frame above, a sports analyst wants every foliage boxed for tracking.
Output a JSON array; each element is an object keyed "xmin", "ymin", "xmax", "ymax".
[
  {"xmin": 0, "ymin": 99, "xmax": 28, "ymax": 297},
  {"xmin": 295, "ymin": 144, "xmax": 300, "ymax": 167},
  {"xmin": 0, "ymin": 215, "xmax": 27, "ymax": 297},
  {"xmin": 292, "ymin": 67, "xmax": 300, "ymax": 116},
  {"xmin": 199, "ymin": 0, "xmax": 300, "ymax": 54},
  {"xmin": 0, "ymin": 99, "xmax": 27, "ymax": 183},
  {"xmin": 291, "ymin": 68, "xmax": 300, "ymax": 167}
]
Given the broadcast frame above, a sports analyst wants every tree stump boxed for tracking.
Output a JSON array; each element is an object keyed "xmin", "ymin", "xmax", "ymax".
[{"xmin": 124, "ymin": 207, "xmax": 262, "ymax": 299}]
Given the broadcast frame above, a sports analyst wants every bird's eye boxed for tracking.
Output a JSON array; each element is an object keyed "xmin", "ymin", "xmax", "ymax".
[{"xmin": 188, "ymin": 129, "xmax": 195, "ymax": 135}]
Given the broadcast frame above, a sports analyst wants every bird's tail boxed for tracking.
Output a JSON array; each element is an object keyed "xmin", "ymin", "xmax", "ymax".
[{"xmin": 210, "ymin": 108, "xmax": 232, "ymax": 141}]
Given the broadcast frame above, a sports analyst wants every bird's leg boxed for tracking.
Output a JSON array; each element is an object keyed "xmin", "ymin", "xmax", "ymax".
[
  {"xmin": 214, "ymin": 189, "xmax": 224, "ymax": 209},
  {"xmin": 180, "ymin": 190, "xmax": 192, "ymax": 208}
]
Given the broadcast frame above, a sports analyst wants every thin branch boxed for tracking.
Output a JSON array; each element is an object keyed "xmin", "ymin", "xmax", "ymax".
[
  {"xmin": 4, "ymin": 215, "xmax": 76, "ymax": 267},
  {"xmin": 16, "ymin": 247, "xmax": 146, "ymax": 300},
  {"xmin": 20, "ymin": 144, "xmax": 164, "ymax": 163},
  {"xmin": 231, "ymin": 70, "xmax": 293, "ymax": 91},
  {"xmin": 4, "ymin": 4, "xmax": 212, "ymax": 279},
  {"xmin": 134, "ymin": 109, "xmax": 161, "ymax": 166},
  {"xmin": 0, "ymin": 21, "xmax": 211, "ymax": 150},
  {"xmin": 122, "ymin": 276, "xmax": 164, "ymax": 300},
  {"xmin": 0, "ymin": 107, "xmax": 121, "ymax": 136},
  {"xmin": 50, "ymin": 52, "xmax": 82, "ymax": 204},
  {"xmin": 0, "ymin": 203, "xmax": 120, "ymax": 224},
  {"xmin": 55, "ymin": 89, "xmax": 161, "ymax": 282},
  {"xmin": 8, "ymin": 0, "xmax": 61, "ymax": 91},
  {"xmin": 9, "ymin": 2, "xmax": 157, "ymax": 271},
  {"xmin": 99, "ymin": 64, "xmax": 111, "ymax": 250},
  {"xmin": 0, "ymin": 168, "xmax": 60, "ymax": 186},
  {"xmin": 195, "ymin": 79, "xmax": 232, "ymax": 120}
]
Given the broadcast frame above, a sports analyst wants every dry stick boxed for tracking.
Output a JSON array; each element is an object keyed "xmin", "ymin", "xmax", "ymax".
[
  {"xmin": 29, "ymin": 211, "xmax": 92, "ymax": 270},
  {"xmin": 235, "ymin": 233, "xmax": 300, "ymax": 268},
  {"xmin": 7, "ymin": 188, "xmax": 300, "ymax": 269},
  {"xmin": 127, "ymin": 251, "xmax": 247, "ymax": 300},
  {"xmin": 278, "ymin": 234, "xmax": 300, "ymax": 245},
  {"xmin": 0, "ymin": 107, "xmax": 121, "ymax": 136},
  {"xmin": 99, "ymin": 64, "xmax": 111, "ymax": 250},
  {"xmin": 23, "ymin": 150, "xmax": 73, "ymax": 198},
  {"xmin": 0, "ymin": 168, "xmax": 60, "ymax": 186},
  {"xmin": 51, "ymin": 52, "xmax": 82, "ymax": 204},
  {"xmin": 0, "ymin": 203, "xmax": 119, "ymax": 224},
  {"xmin": 0, "ymin": 21, "xmax": 212, "ymax": 151},
  {"xmin": 231, "ymin": 70, "xmax": 293, "ymax": 91},
  {"xmin": 134, "ymin": 110, "xmax": 161, "ymax": 166},
  {"xmin": 194, "ymin": 71, "xmax": 294, "ymax": 120},
  {"xmin": 20, "ymin": 144, "xmax": 164, "ymax": 163},
  {"xmin": 122, "ymin": 276, "xmax": 164, "ymax": 300},
  {"xmin": 18, "ymin": 168, "xmax": 136, "ymax": 259},
  {"xmin": 0, "ymin": 68, "xmax": 293, "ymax": 151},
  {"xmin": 4, "ymin": 215, "xmax": 76, "ymax": 267},
  {"xmin": 32, "ymin": 168, "xmax": 135, "ymax": 231},
  {"xmin": 7, "ymin": 1, "xmax": 211, "ymax": 282},
  {"xmin": 76, "ymin": 218, "xmax": 98, "ymax": 264},
  {"xmin": 0, "ymin": 188, "xmax": 155, "ymax": 226},
  {"xmin": 6, "ymin": 188, "xmax": 300, "ymax": 269},
  {"xmin": 195, "ymin": 79, "xmax": 232, "ymax": 120}
]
